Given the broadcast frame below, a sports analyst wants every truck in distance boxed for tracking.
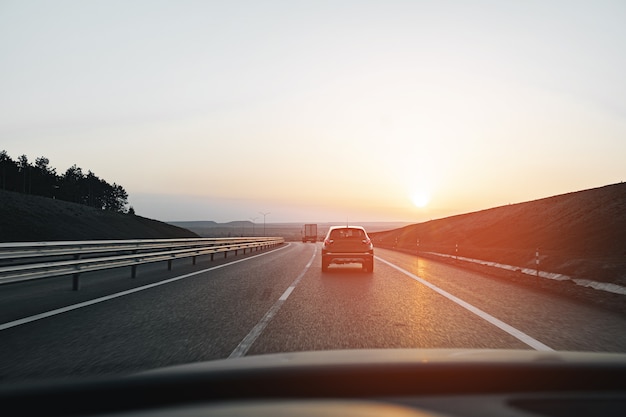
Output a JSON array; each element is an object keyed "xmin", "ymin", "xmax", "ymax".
[{"xmin": 302, "ymin": 224, "xmax": 318, "ymax": 243}]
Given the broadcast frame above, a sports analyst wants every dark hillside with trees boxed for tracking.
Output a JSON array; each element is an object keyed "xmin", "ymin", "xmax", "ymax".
[
  {"xmin": 0, "ymin": 189, "xmax": 198, "ymax": 242},
  {"xmin": 0, "ymin": 150, "xmax": 129, "ymax": 213}
]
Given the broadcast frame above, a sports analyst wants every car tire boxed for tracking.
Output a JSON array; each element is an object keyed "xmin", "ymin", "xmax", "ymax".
[
  {"xmin": 322, "ymin": 261, "xmax": 329, "ymax": 272},
  {"xmin": 363, "ymin": 261, "xmax": 374, "ymax": 273}
]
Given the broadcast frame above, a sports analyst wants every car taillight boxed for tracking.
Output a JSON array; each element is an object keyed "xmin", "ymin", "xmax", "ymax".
[{"xmin": 324, "ymin": 239, "xmax": 333, "ymax": 246}]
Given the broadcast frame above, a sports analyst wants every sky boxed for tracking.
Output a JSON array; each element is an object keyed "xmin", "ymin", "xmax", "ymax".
[{"xmin": 1, "ymin": 0, "xmax": 625, "ymax": 223}]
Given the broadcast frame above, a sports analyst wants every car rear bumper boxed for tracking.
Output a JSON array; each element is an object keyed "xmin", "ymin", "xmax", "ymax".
[{"xmin": 322, "ymin": 252, "xmax": 373, "ymax": 265}]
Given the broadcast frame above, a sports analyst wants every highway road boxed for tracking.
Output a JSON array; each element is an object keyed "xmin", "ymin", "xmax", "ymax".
[{"xmin": 1, "ymin": 242, "xmax": 625, "ymax": 385}]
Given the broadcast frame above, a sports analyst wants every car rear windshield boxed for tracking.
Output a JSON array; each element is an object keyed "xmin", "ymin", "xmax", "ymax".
[{"xmin": 330, "ymin": 228, "xmax": 365, "ymax": 239}]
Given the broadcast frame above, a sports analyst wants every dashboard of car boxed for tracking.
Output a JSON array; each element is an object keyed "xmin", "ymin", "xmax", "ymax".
[{"xmin": 2, "ymin": 349, "xmax": 625, "ymax": 417}]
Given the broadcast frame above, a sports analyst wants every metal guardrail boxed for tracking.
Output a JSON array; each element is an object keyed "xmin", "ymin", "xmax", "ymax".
[{"xmin": 0, "ymin": 237, "xmax": 284, "ymax": 290}]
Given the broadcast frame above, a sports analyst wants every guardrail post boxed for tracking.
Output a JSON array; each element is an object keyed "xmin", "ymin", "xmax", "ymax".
[
  {"xmin": 536, "ymin": 248, "xmax": 540, "ymax": 277},
  {"xmin": 131, "ymin": 250, "xmax": 138, "ymax": 278},
  {"xmin": 211, "ymin": 253, "xmax": 214, "ymax": 261},
  {"xmin": 168, "ymin": 259, "xmax": 173, "ymax": 270},
  {"xmin": 192, "ymin": 256, "xmax": 197, "ymax": 265},
  {"xmin": 72, "ymin": 273, "xmax": 80, "ymax": 291},
  {"xmin": 72, "ymin": 253, "xmax": 81, "ymax": 291},
  {"xmin": 224, "ymin": 251, "xmax": 228, "ymax": 259}
]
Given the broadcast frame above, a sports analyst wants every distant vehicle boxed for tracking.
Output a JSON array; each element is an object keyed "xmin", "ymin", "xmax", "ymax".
[
  {"xmin": 302, "ymin": 224, "xmax": 317, "ymax": 243},
  {"xmin": 321, "ymin": 225, "xmax": 374, "ymax": 272}
]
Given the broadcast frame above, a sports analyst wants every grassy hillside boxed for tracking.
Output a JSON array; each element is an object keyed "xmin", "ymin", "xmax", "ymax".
[
  {"xmin": 0, "ymin": 190, "xmax": 198, "ymax": 242},
  {"xmin": 371, "ymin": 183, "xmax": 626, "ymax": 285}
]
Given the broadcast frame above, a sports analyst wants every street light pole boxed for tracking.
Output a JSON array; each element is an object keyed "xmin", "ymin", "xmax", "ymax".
[
  {"xmin": 259, "ymin": 211, "xmax": 270, "ymax": 236},
  {"xmin": 250, "ymin": 217, "xmax": 258, "ymax": 236}
]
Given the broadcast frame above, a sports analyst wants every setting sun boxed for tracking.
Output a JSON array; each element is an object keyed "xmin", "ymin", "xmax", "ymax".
[{"xmin": 411, "ymin": 192, "xmax": 431, "ymax": 208}]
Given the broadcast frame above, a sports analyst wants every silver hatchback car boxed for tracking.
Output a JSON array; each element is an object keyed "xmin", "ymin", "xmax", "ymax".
[{"xmin": 321, "ymin": 226, "xmax": 374, "ymax": 272}]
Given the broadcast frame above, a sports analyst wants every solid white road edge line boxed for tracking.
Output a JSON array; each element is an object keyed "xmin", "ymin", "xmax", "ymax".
[
  {"xmin": 229, "ymin": 245, "xmax": 317, "ymax": 358},
  {"xmin": 376, "ymin": 256, "xmax": 554, "ymax": 352},
  {"xmin": 0, "ymin": 243, "xmax": 290, "ymax": 332}
]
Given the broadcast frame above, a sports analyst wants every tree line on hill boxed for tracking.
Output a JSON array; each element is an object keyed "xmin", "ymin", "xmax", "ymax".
[{"xmin": 0, "ymin": 150, "xmax": 131, "ymax": 214}]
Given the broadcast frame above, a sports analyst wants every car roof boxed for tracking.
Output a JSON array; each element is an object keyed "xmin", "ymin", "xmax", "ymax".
[{"xmin": 327, "ymin": 225, "xmax": 367, "ymax": 231}]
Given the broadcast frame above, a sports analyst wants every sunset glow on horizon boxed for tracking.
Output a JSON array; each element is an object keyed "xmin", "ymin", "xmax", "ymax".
[{"xmin": 2, "ymin": 1, "xmax": 625, "ymax": 223}]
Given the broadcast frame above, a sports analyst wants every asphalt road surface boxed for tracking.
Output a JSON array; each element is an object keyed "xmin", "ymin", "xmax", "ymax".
[{"xmin": 1, "ymin": 242, "xmax": 625, "ymax": 385}]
